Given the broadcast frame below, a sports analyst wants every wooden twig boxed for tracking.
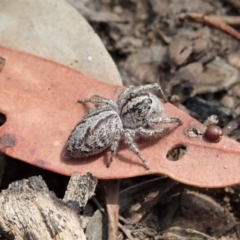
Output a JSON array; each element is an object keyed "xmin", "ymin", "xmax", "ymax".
[
  {"xmin": 209, "ymin": 16, "xmax": 240, "ymax": 26},
  {"xmin": 118, "ymin": 222, "xmax": 135, "ymax": 240},
  {"xmin": 102, "ymin": 180, "xmax": 120, "ymax": 240},
  {"xmin": 92, "ymin": 195, "xmax": 136, "ymax": 240},
  {"xmin": 179, "ymin": 13, "xmax": 240, "ymax": 42}
]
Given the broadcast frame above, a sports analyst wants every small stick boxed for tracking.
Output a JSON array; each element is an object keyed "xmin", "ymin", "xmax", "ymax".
[
  {"xmin": 92, "ymin": 196, "xmax": 135, "ymax": 240},
  {"xmin": 179, "ymin": 13, "xmax": 240, "ymax": 42},
  {"xmin": 118, "ymin": 222, "xmax": 135, "ymax": 240},
  {"xmin": 209, "ymin": 16, "xmax": 240, "ymax": 26}
]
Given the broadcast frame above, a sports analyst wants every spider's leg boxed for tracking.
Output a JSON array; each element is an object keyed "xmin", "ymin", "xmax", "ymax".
[
  {"xmin": 136, "ymin": 127, "xmax": 170, "ymax": 138},
  {"xmin": 149, "ymin": 117, "xmax": 181, "ymax": 125},
  {"xmin": 117, "ymin": 85, "xmax": 135, "ymax": 103},
  {"xmin": 123, "ymin": 130, "xmax": 149, "ymax": 170},
  {"xmin": 107, "ymin": 130, "xmax": 122, "ymax": 168},
  {"xmin": 78, "ymin": 95, "xmax": 118, "ymax": 110}
]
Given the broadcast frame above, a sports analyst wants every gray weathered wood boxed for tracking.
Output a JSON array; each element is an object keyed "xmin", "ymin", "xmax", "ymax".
[
  {"xmin": 0, "ymin": 176, "xmax": 86, "ymax": 240},
  {"xmin": 63, "ymin": 172, "xmax": 97, "ymax": 209}
]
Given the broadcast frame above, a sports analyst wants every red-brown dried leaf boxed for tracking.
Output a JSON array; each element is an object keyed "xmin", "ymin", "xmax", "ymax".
[{"xmin": 0, "ymin": 47, "xmax": 240, "ymax": 188}]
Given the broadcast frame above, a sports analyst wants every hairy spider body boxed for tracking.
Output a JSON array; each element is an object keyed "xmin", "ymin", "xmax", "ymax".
[
  {"xmin": 65, "ymin": 83, "xmax": 181, "ymax": 170},
  {"xmin": 65, "ymin": 104, "xmax": 122, "ymax": 157}
]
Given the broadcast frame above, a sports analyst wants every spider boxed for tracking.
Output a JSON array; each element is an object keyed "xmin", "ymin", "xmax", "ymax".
[{"xmin": 65, "ymin": 83, "xmax": 181, "ymax": 170}]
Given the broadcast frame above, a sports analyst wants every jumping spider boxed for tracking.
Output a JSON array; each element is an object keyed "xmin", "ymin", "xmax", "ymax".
[{"xmin": 65, "ymin": 83, "xmax": 181, "ymax": 170}]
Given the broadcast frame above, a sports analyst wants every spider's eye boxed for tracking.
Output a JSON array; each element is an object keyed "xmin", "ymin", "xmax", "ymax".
[
  {"xmin": 131, "ymin": 107, "xmax": 141, "ymax": 114},
  {"xmin": 143, "ymin": 98, "xmax": 152, "ymax": 105}
]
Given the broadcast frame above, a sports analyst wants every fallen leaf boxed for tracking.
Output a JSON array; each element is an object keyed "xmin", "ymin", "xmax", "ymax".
[
  {"xmin": 1, "ymin": 47, "xmax": 240, "ymax": 188},
  {"xmin": 177, "ymin": 192, "xmax": 235, "ymax": 237},
  {"xmin": 0, "ymin": 0, "xmax": 122, "ymax": 85},
  {"xmin": 68, "ymin": 0, "xmax": 130, "ymax": 23}
]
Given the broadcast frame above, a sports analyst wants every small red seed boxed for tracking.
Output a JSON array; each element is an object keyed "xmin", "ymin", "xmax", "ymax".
[{"xmin": 204, "ymin": 125, "xmax": 223, "ymax": 142}]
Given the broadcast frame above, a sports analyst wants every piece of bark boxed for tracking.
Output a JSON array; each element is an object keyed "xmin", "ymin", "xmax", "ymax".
[
  {"xmin": 0, "ymin": 176, "xmax": 86, "ymax": 240},
  {"xmin": 63, "ymin": 172, "xmax": 98, "ymax": 209}
]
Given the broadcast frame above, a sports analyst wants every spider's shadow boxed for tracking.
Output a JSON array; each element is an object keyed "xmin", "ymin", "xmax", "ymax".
[
  {"xmin": 77, "ymin": 101, "xmax": 91, "ymax": 112},
  {"xmin": 61, "ymin": 137, "xmax": 161, "ymax": 168},
  {"xmin": 115, "ymin": 137, "xmax": 161, "ymax": 167}
]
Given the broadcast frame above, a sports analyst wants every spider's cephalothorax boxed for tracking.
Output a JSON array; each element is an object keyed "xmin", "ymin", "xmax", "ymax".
[{"xmin": 65, "ymin": 83, "xmax": 181, "ymax": 170}]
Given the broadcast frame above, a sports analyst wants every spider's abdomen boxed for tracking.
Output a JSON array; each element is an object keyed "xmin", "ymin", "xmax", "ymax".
[{"xmin": 65, "ymin": 105, "xmax": 122, "ymax": 158}]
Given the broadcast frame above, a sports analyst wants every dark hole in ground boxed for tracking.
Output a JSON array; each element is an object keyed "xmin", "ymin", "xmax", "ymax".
[
  {"xmin": 0, "ymin": 113, "xmax": 6, "ymax": 126},
  {"xmin": 166, "ymin": 144, "xmax": 187, "ymax": 161}
]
